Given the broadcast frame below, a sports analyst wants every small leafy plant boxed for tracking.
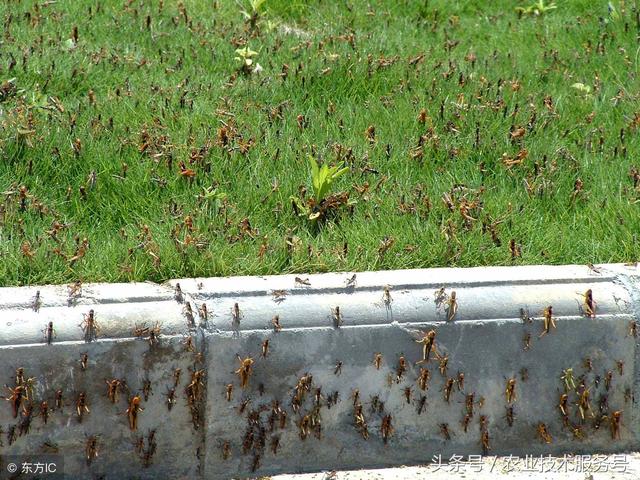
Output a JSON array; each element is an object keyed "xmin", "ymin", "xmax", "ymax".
[
  {"xmin": 290, "ymin": 156, "xmax": 353, "ymax": 224},
  {"xmin": 309, "ymin": 156, "xmax": 349, "ymax": 205},
  {"xmin": 571, "ymin": 82, "xmax": 592, "ymax": 99},
  {"xmin": 234, "ymin": 46, "xmax": 259, "ymax": 75},
  {"xmin": 196, "ymin": 186, "xmax": 227, "ymax": 215},
  {"xmin": 516, "ymin": 1, "xmax": 557, "ymax": 16},
  {"xmin": 238, "ymin": 0, "xmax": 268, "ymax": 30}
]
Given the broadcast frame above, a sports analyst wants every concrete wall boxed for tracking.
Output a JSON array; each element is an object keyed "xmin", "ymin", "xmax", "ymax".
[{"xmin": 0, "ymin": 264, "xmax": 639, "ymax": 479}]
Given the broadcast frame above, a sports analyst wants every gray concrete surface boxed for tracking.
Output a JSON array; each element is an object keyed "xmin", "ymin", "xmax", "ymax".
[
  {"xmin": 0, "ymin": 264, "xmax": 639, "ymax": 479},
  {"xmin": 0, "ymin": 282, "xmax": 205, "ymax": 479},
  {"xmin": 272, "ymin": 452, "xmax": 640, "ymax": 480}
]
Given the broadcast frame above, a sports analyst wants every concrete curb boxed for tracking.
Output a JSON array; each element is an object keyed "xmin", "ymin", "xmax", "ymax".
[
  {"xmin": 272, "ymin": 452, "xmax": 640, "ymax": 480},
  {"xmin": 0, "ymin": 264, "xmax": 638, "ymax": 479}
]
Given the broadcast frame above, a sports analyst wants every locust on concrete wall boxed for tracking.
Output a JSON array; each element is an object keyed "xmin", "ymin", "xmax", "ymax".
[{"xmin": 0, "ymin": 264, "xmax": 639, "ymax": 479}]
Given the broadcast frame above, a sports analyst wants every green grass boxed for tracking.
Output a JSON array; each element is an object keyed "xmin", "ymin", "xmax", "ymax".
[{"xmin": 1, "ymin": 0, "xmax": 639, "ymax": 286}]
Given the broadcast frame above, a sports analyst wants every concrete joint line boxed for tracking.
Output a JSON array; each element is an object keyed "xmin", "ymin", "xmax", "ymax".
[{"xmin": 0, "ymin": 263, "xmax": 638, "ymax": 479}]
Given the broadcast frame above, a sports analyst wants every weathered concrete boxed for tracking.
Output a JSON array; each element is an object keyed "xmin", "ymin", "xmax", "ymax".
[
  {"xmin": 273, "ymin": 452, "xmax": 640, "ymax": 480},
  {"xmin": 0, "ymin": 282, "xmax": 205, "ymax": 479},
  {"xmin": 0, "ymin": 264, "xmax": 639, "ymax": 479}
]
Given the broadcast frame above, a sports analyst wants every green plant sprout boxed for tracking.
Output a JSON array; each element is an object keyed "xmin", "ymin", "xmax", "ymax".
[
  {"xmin": 238, "ymin": 0, "xmax": 268, "ymax": 29},
  {"xmin": 310, "ymin": 156, "xmax": 349, "ymax": 204},
  {"xmin": 290, "ymin": 156, "xmax": 351, "ymax": 223},
  {"xmin": 571, "ymin": 82, "xmax": 592, "ymax": 98},
  {"xmin": 516, "ymin": 1, "xmax": 557, "ymax": 16},
  {"xmin": 196, "ymin": 187, "xmax": 227, "ymax": 215},
  {"xmin": 234, "ymin": 46, "xmax": 258, "ymax": 75}
]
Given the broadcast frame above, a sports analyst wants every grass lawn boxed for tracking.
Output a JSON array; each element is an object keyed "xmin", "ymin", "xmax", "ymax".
[{"xmin": 1, "ymin": 0, "xmax": 639, "ymax": 286}]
